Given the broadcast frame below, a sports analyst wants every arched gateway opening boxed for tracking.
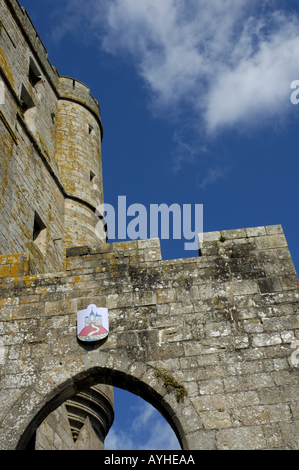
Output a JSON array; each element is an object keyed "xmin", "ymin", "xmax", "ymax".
[
  {"xmin": 106, "ymin": 388, "xmax": 181, "ymax": 450},
  {"xmin": 16, "ymin": 359, "xmax": 191, "ymax": 450}
]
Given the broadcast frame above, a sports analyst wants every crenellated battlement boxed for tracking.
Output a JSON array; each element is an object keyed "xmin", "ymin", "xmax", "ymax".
[
  {"xmin": 57, "ymin": 76, "xmax": 103, "ymax": 140},
  {"xmin": 58, "ymin": 77, "xmax": 100, "ymax": 117},
  {"xmin": 0, "ymin": 0, "xmax": 105, "ymax": 272},
  {"xmin": 2, "ymin": 0, "xmax": 299, "ymax": 453}
]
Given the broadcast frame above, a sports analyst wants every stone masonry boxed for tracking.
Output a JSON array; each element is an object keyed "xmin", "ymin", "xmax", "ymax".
[
  {"xmin": 0, "ymin": 0, "xmax": 110, "ymax": 449},
  {"xmin": 1, "ymin": 0, "xmax": 299, "ymax": 451},
  {"xmin": 0, "ymin": 226, "xmax": 299, "ymax": 450},
  {"xmin": 0, "ymin": 0, "xmax": 105, "ymax": 275}
]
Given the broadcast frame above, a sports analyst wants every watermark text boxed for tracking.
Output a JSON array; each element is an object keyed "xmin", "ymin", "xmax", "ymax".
[
  {"xmin": 95, "ymin": 196, "xmax": 203, "ymax": 251},
  {"xmin": 290, "ymin": 80, "xmax": 299, "ymax": 105}
]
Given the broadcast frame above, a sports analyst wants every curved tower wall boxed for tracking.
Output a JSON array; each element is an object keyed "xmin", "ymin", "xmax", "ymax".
[
  {"xmin": 35, "ymin": 384, "xmax": 114, "ymax": 450},
  {"xmin": 0, "ymin": 0, "xmax": 114, "ymax": 451},
  {"xmin": 55, "ymin": 77, "xmax": 104, "ymax": 248}
]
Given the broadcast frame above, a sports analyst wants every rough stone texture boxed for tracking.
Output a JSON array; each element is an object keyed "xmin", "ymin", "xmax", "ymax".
[
  {"xmin": 0, "ymin": 253, "xmax": 29, "ymax": 278},
  {"xmin": 36, "ymin": 405, "xmax": 104, "ymax": 451},
  {"xmin": 0, "ymin": 0, "xmax": 109, "ymax": 450},
  {"xmin": 36, "ymin": 403, "xmax": 75, "ymax": 450},
  {"xmin": 0, "ymin": 0, "xmax": 104, "ymax": 275},
  {"xmin": 0, "ymin": 229, "xmax": 298, "ymax": 450},
  {"xmin": 1, "ymin": 0, "xmax": 299, "ymax": 452}
]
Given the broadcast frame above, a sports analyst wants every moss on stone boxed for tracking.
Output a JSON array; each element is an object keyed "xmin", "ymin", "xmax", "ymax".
[{"xmin": 155, "ymin": 369, "xmax": 187, "ymax": 403}]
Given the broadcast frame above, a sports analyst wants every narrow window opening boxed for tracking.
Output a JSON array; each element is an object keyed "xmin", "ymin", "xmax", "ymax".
[
  {"xmin": 51, "ymin": 112, "xmax": 56, "ymax": 124},
  {"xmin": 89, "ymin": 124, "xmax": 94, "ymax": 135},
  {"xmin": 20, "ymin": 85, "xmax": 37, "ymax": 133},
  {"xmin": 29, "ymin": 58, "xmax": 41, "ymax": 87},
  {"xmin": 90, "ymin": 171, "xmax": 96, "ymax": 182},
  {"xmin": 73, "ymin": 80, "xmax": 76, "ymax": 90},
  {"xmin": 33, "ymin": 212, "xmax": 47, "ymax": 254},
  {"xmin": 20, "ymin": 85, "xmax": 35, "ymax": 114}
]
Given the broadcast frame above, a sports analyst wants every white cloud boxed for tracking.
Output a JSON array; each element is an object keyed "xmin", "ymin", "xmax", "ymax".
[
  {"xmin": 105, "ymin": 427, "xmax": 134, "ymax": 451},
  {"xmin": 197, "ymin": 166, "xmax": 230, "ymax": 190},
  {"xmin": 93, "ymin": 0, "xmax": 299, "ymax": 132},
  {"xmin": 105, "ymin": 399, "xmax": 181, "ymax": 450},
  {"xmin": 205, "ymin": 15, "xmax": 299, "ymax": 132},
  {"xmin": 53, "ymin": 0, "xmax": 299, "ymax": 183}
]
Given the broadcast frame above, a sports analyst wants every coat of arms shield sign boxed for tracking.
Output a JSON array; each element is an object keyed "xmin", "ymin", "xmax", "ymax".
[{"xmin": 77, "ymin": 304, "xmax": 109, "ymax": 342}]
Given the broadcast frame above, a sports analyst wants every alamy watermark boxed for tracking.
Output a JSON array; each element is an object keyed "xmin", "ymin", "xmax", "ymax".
[
  {"xmin": 95, "ymin": 196, "xmax": 203, "ymax": 251},
  {"xmin": 0, "ymin": 79, "xmax": 4, "ymax": 105},
  {"xmin": 290, "ymin": 81, "xmax": 299, "ymax": 105}
]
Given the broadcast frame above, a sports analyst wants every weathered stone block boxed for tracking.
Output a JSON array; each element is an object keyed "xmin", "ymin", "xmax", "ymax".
[
  {"xmin": 246, "ymin": 226, "xmax": 267, "ymax": 237},
  {"xmin": 201, "ymin": 410, "xmax": 232, "ymax": 430},
  {"xmin": 280, "ymin": 421, "xmax": 299, "ymax": 449},
  {"xmin": 252, "ymin": 333, "xmax": 282, "ymax": 348},
  {"xmin": 258, "ymin": 385, "xmax": 299, "ymax": 405},
  {"xmin": 216, "ymin": 425, "xmax": 267, "ymax": 450},
  {"xmin": 134, "ymin": 290, "xmax": 157, "ymax": 306},
  {"xmin": 255, "ymin": 234, "xmax": 288, "ymax": 250},
  {"xmin": 211, "ymin": 390, "xmax": 260, "ymax": 410},
  {"xmin": 265, "ymin": 225, "xmax": 284, "ymax": 235},
  {"xmin": 199, "ymin": 378, "xmax": 224, "ymax": 396},
  {"xmin": 231, "ymin": 403, "xmax": 291, "ymax": 427},
  {"xmin": 223, "ymin": 376, "xmax": 249, "ymax": 393},
  {"xmin": 156, "ymin": 288, "xmax": 176, "ymax": 304},
  {"xmin": 45, "ymin": 300, "xmax": 76, "ymax": 317},
  {"xmin": 221, "ymin": 228, "xmax": 247, "ymax": 240},
  {"xmin": 224, "ymin": 279, "xmax": 260, "ymax": 296},
  {"xmin": 187, "ymin": 430, "xmax": 217, "ymax": 450},
  {"xmin": 263, "ymin": 423, "xmax": 284, "ymax": 448},
  {"xmin": 66, "ymin": 246, "xmax": 90, "ymax": 258}
]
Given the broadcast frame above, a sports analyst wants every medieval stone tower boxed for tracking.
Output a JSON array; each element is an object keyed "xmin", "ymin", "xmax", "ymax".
[
  {"xmin": 0, "ymin": 0, "xmax": 112, "ymax": 450},
  {"xmin": 1, "ymin": 0, "xmax": 299, "ymax": 451}
]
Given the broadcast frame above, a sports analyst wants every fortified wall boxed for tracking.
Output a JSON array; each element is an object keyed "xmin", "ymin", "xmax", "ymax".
[
  {"xmin": 1, "ymin": 0, "xmax": 299, "ymax": 451},
  {"xmin": 0, "ymin": 0, "xmax": 104, "ymax": 275},
  {"xmin": 0, "ymin": 0, "xmax": 111, "ymax": 450},
  {"xmin": 0, "ymin": 227, "xmax": 299, "ymax": 450}
]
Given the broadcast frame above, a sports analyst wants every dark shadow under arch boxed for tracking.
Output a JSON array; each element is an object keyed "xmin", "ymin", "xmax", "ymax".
[{"xmin": 17, "ymin": 366, "xmax": 185, "ymax": 450}]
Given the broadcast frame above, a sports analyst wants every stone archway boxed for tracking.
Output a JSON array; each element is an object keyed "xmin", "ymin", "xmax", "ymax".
[
  {"xmin": 12, "ymin": 352, "xmax": 199, "ymax": 450},
  {"xmin": 1, "ymin": 229, "xmax": 298, "ymax": 450}
]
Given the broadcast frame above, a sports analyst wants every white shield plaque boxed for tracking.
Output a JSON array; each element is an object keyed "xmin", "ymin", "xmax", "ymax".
[{"xmin": 77, "ymin": 304, "xmax": 109, "ymax": 342}]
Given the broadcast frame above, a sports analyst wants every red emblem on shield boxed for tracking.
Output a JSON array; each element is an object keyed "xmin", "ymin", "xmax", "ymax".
[{"xmin": 77, "ymin": 304, "xmax": 109, "ymax": 342}]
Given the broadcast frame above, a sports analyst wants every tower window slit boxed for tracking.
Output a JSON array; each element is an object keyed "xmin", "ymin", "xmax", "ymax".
[{"xmin": 29, "ymin": 58, "xmax": 42, "ymax": 87}]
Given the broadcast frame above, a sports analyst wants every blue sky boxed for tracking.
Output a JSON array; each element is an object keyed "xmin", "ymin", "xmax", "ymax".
[{"xmin": 20, "ymin": 0, "xmax": 299, "ymax": 450}]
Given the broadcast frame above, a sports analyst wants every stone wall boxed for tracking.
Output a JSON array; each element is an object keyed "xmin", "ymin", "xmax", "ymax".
[
  {"xmin": 36, "ymin": 404, "xmax": 105, "ymax": 450},
  {"xmin": 35, "ymin": 403, "xmax": 75, "ymax": 450},
  {"xmin": 1, "ymin": 0, "xmax": 299, "ymax": 453},
  {"xmin": 0, "ymin": 0, "xmax": 104, "ymax": 275},
  {"xmin": 0, "ymin": 0, "xmax": 110, "ymax": 449},
  {"xmin": 0, "ymin": 226, "xmax": 299, "ymax": 450}
]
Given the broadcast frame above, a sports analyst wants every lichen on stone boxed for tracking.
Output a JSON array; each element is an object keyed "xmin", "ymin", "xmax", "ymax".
[{"xmin": 155, "ymin": 368, "xmax": 187, "ymax": 403}]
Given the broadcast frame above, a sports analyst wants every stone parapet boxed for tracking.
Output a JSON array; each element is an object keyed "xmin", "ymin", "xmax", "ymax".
[
  {"xmin": 57, "ymin": 77, "xmax": 101, "ymax": 120},
  {"xmin": 0, "ymin": 226, "xmax": 298, "ymax": 450}
]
